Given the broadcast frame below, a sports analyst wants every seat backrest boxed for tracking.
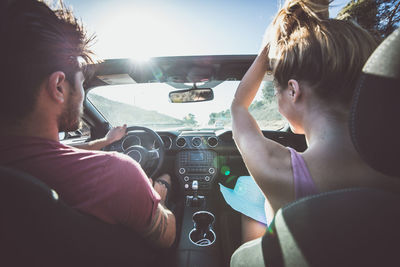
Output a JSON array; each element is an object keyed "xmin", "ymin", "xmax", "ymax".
[
  {"xmin": 350, "ymin": 29, "xmax": 400, "ymax": 177},
  {"xmin": 262, "ymin": 188, "xmax": 400, "ymax": 267},
  {"xmin": 261, "ymin": 28, "xmax": 400, "ymax": 267},
  {"xmin": 0, "ymin": 166, "xmax": 158, "ymax": 267}
]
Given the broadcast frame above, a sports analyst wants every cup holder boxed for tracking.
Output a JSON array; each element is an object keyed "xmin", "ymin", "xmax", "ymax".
[{"xmin": 189, "ymin": 211, "xmax": 216, "ymax": 247}]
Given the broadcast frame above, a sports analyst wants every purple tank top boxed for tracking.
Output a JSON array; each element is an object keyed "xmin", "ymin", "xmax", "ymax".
[{"xmin": 288, "ymin": 147, "xmax": 318, "ymax": 199}]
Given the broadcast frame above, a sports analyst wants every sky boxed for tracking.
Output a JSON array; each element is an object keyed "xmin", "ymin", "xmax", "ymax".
[{"xmin": 63, "ymin": 0, "xmax": 349, "ymax": 59}]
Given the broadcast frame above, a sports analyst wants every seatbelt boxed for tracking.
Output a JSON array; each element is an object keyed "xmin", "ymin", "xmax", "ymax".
[{"xmin": 275, "ymin": 209, "xmax": 310, "ymax": 267}]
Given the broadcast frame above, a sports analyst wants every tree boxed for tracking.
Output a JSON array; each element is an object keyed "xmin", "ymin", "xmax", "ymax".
[
  {"xmin": 208, "ymin": 110, "xmax": 231, "ymax": 125},
  {"xmin": 262, "ymin": 81, "xmax": 276, "ymax": 102},
  {"xmin": 337, "ymin": 0, "xmax": 400, "ymax": 40},
  {"xmin": 377, "ymin": 0, "xmax": 400, "ymax": 36},
  {"xmin": 183, "ymin": 113, "xmax": 198, "ymax": 127},
  {"xmin": 249, "ymin": 100, "xmax": 264, "ymax": 112},
  {"xmin": 208, "ymin": 112, "xmax": 217, "ymax": 125}
]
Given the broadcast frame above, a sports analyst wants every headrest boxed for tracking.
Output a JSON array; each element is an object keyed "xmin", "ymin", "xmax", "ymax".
[{"xmin": 350, "ymin": 29, "xmax": 400, "ymax": 177}]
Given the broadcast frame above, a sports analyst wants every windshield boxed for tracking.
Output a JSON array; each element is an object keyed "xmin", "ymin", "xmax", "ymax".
[{"xmin": 87, "ymin": 81, "xmax": 286, "ymax": 131}]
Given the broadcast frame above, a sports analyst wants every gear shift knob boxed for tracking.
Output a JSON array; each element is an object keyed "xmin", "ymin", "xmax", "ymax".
[{"xmin": 192, "ymin": 180, "xmax": 198, "ymax": 191}]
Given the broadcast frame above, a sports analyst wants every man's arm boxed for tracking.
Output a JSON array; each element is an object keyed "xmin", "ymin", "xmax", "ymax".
[
  {"xmin": 73, "ymin": 124, "xmax": 127, "ymax": 150},
  {"xmin": 73, "ymin": 137, "xmax": 112, "ymax": 150},
  {"xmin": 142, "ymin": 175, "xmax": 176, "ymax": 248},
  {"xmin": 142, "ymin": 203, "xmax": 176, "ymax": 248}
]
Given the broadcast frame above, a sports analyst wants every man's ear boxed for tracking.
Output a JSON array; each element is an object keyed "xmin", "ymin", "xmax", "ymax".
[
  {"xmin": 287, "ymin": 79, "xmax": 301, "ymax": 103},
  {"xmin": 47, "ymin": 71, "xmax": 67, "ymax": 104}
]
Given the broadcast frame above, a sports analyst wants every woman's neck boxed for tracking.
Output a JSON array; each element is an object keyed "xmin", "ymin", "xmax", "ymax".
[{"xmin": 303, "ymin": 107, "xmax": 354, "ymax": 154}]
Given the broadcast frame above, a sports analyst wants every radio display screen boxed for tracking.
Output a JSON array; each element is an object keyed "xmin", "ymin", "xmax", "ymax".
[{"xmin": 190, "ymin": 152, "xmax": 204, "ymax": 161}]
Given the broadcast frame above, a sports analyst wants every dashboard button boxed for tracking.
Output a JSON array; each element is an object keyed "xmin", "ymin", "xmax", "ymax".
[
  {"xmin": 205, "ymin": 176, "xmax": 210, "ymax": 182},
  {"xmin": 179, "ymin": 168, "xmax": 186, "ymax": 174},
  {"xmin": 209, "ymin": 168, "xmax": 215, "ymax": 174},
  {"xmin": 184, "ymin": 176, "xmax": 190, "ymax": 182}
]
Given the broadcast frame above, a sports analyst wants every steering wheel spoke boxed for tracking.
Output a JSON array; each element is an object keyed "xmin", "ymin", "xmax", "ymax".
[
  {"xmin": 148, "ymin": 149, "xmax": 160, "ymax": 160},
  {"xmin": 123, "ymin": 126, "xmax": 165, "ymax": 178}
]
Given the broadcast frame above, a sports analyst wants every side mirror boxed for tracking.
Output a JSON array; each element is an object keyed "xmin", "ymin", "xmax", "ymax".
[
  {"xmin": 58, "ymin": 132, "xmax": 66, "ymax": 140},
  {"xmin": 169, "ymin": 88, "xmax": 214, "ymax": 103}
]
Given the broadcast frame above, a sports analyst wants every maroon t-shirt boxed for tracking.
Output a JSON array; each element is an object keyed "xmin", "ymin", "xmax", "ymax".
[{"xmin": 0, "ymin": 135, "xmax": 161, "ymax": 232}]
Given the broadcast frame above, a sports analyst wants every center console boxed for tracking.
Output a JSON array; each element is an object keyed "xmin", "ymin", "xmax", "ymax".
[
  {"xmin": 176, "ymin": 150, "xmax": 217, "ymax": 197},
  {"xmin": 175, "ymin": 149, "xmax": 222, "ymax": 267}
]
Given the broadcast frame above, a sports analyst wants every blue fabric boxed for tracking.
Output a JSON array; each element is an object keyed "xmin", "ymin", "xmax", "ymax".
[{"xmin": 219, "ymin": 176, "xmax": 267, "ymax": 225}]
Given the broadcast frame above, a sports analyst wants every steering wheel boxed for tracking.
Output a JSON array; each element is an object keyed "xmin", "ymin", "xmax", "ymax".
[{"xmin": 123, "ymin": 126, "xmax": 165, "ymax": 178}]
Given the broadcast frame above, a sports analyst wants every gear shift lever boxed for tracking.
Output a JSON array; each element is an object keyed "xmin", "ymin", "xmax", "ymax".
[
  {"xmin": 192, "ymin": 180, "xmax": 199, "ymax": 191},
  {"xmin": 192, "ymin": 180, "xmax": 199, "ymax": 207},
  {"xmin": 185, "ymin": 180, "xmax": 205, "ymax": 207}
]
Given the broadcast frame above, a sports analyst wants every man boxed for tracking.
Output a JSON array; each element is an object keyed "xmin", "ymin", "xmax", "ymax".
[{"xmin": 0, "ymin": 0, "xmax": 175, "ymax": 248}]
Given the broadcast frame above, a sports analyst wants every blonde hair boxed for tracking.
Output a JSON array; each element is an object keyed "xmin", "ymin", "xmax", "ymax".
[{"xmin": 265, "ymin": 0, "xmax": 377, "ymax": 106}]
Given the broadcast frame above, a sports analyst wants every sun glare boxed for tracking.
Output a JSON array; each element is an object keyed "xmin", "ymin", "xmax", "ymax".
[
  {"xmin": 93, "ymin": 6, "xmax": 187, "ymax": 59},
  {"xmin": 130, "ymin": 55, "xmax": 151, "ymax": 63}
]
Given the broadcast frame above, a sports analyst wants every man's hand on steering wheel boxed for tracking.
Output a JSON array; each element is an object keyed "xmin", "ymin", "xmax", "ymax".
[{"xmin": 105, "ymin": 124, "xmax": 127, "ymax": 144}]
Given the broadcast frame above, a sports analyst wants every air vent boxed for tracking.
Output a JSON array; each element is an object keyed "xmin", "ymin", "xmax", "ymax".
[
  {"xmin": 207, "ymin": 137, "xmax": 218, "ymax": 147},
  {"xmin": 176, "ymin": 137, "xmax": 187, "ymax": 148},
  {"xmin": 192, "ymin": 137, "xmax": 202, "ymax": 147},
  {"xmin": 161, "ymin": 136, "xmax": 172, "ymax": 149}
]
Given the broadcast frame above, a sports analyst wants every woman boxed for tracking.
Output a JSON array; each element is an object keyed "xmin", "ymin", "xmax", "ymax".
[{"xmin": 228, "ymin": 0, "xmax": 400, "ymax": 252}]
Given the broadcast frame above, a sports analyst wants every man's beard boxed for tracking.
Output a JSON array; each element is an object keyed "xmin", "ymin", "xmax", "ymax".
[{"xmin": 58, "ymin": 98, "xmax": 83, "ymax": 132}]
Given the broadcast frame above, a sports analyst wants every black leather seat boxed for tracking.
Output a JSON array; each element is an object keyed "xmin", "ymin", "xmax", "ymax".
[
  {"xmin": 0, "ymin": 166, "xmax": 161, "ymax": 267},
  {"xmin": 262, "ymin": 188, "xmax": 400, "ymax": 267},
  {"xmin": 261, "ymin": 28, "xmax": 400, "ymax": 267}
]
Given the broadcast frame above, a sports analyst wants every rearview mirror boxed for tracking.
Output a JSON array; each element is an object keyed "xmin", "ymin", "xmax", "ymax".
[{"xmin": 169, "ymin": 88, "xmax": 214, "ymax": 103}]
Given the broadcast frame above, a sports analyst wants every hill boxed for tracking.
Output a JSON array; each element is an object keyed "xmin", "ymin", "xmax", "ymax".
[{"xmin": 87, "ymin": 93, "xmax": 183, "ymax": 128}]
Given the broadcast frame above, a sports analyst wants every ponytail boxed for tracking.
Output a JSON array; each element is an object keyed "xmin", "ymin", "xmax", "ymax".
[{"xmin": 265, "ymin": 0, "xmax": 376, "ymax": 106}]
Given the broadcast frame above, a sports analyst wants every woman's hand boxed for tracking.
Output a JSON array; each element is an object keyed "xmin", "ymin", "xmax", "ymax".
[{"xmin": 232, "ymin": 45, "xmax": 270, "ymax": 109}]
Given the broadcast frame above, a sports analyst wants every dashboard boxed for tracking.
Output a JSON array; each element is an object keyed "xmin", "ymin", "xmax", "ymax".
[
  {"xmin": 107, "ymin": 130, "xmax": 222, "ymax": 195},
  {"xmin": 108, "ymin": 130, "xmax": 223, "ymax": 152},
  {"xmin": 106, "ymin": 129, "xmax": 307, "ymax": 196}
]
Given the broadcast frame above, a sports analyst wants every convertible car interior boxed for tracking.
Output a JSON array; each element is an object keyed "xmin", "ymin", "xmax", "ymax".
[{"xmin": 1, "ymin": 27, "xmax": 399, "ymax": 267}]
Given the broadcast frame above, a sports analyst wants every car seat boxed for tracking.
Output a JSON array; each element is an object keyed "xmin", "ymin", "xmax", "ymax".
[{"xmin": 0, "ymin": 166, "xmax": 162, "ymax": 267}]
